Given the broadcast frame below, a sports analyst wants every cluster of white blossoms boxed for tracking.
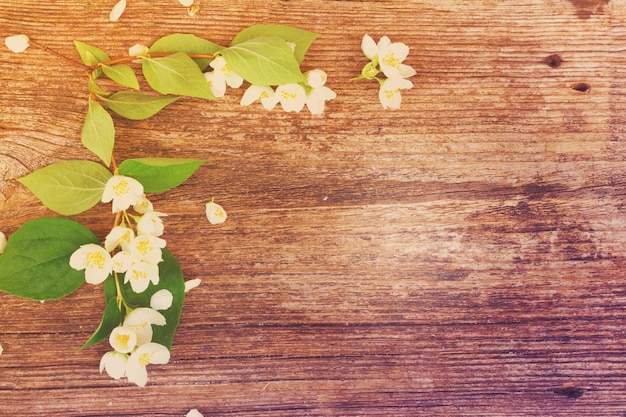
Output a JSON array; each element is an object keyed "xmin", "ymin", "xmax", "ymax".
[
  {"xmin": 206, "ymin": 56, "xmax": 337, "ymax": 115},
  {"xmin": 100, "ymin": 303, "xmax": 172, "ymax": 386},
  {"xmin": 110, "ymin": 0, "xmax": 197, "ymax": 22},
  {"xmin": 356, "ymin": 34, "xmax": 416, "ymax": 109},
  {"xmin": 70, "ymin": 175, "xmax": 167, "ymax": 293}
]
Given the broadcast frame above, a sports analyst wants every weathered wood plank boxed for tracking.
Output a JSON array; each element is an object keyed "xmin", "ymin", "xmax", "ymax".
[{"xmin": 2, "ymin": 0, "xmax": 626, "ymax": 415}]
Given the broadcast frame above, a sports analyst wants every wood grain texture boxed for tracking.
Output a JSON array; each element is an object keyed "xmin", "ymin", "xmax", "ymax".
[{"xmin": 2, "ymin": 0, "xmax": 626, "ymax": 415}]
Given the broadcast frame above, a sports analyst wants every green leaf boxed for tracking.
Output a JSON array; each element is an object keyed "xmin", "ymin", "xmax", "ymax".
[
  {"xmin": 221, "ymin": 37, "xmax": 304, "ymax": 86},
  {"xmin": 18, "ymin": 160, "xmax": 113, "ymax": 216},
  {"xmin": 118, "ymin": 157, "xmax": 205, "ymax": 193},
  {"xmin": 81, "ymin": 99, "xmax": 115, "ymax": 166},
  {"xmin": 231, "ymin": 24, "xmax": 319, "ymax": 64},
  {"xmin": 142, "ymin": 53, "xmax": 216, "ymax": 100},
  {"xmin": 74, "ymin": 41, "xmax": 110, "ymax": 65},
  {"xmin": 99, "ymin": 92, "xmax": 179, "ymax": 120},
  {"xmin": 101, "ymin": 64, "xmax": 140, "ymax": 90},
  {"xmin": 79, "ymin": 297, "xmax": 125, "ymax": 350},
  {"xmin": 149, "ymin": 33, "xmax": 223, "ymax": 70},
  {"xmin": 119, "ymin": 249, "xmax": 185, "ymax": 350},
  {"xmin": 88, "ymin": 79, "xmax": 109, "ymax": 96},
  {"xmin": 0, "ymin": 218, "xmax": 99, "ymax": 300}
]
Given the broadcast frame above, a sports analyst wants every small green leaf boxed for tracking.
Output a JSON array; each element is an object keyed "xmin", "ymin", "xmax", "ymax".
[
  {"xmin": 99, "ymin": 92, "xmax": 179, "ymax": 120},
  {"xmin": 74, "ymin": 41, "xmax": 110, "ymax": 65},
  {"xmin": 231, "ymin": 24, "xmax": 319, "ymax": 64},
  {"xmin": 79, "ymin": 297, "xmax": 124, "ymax": 350},
  {"xmin": 81, "ymin": 99, "xmax": 115, "ymax": 166},
  {"xmin": 142, "ymin": 53, "xmax": 216, "ymax": 100},
  {"xmin": 101, "ymin": 64, "xmax": 140, "ymax": 90},
  {"xmin": 18, "ymin": 160, "xmax": 113, "ymax": 216},
  {"xmin": 118, "ymin": 158, "xmax": 205, "ymax": 193},
  {"xmin": 221, "ymin": 37, "xmax": 304, "ymax": 86},
  {"xmin": 0, "ymin": 218, "xmax": 99, "ymax": 300},
  {"xmin": 89, "ymin": 79, "xmax": 109, "ymax": 96},
  {"xmin": 119, "ymin": 249, "xmax": 185, "ymax": 350},
  {"xmin": 149, "ymin": 33, "xmax": 223, "ymax": 70}
]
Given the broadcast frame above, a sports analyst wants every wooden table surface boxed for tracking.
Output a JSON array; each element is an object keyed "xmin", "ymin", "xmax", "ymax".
[{"xmin": 1, "ymin": 0, "xmax": 626, "ymax": 415}]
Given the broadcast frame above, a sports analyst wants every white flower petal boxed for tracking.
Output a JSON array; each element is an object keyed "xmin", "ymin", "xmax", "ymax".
[
  {"xmin": 133, "ymin": 194, "xmax": 154, "ymax": 214},
  {"xmin": 184, "ymin": 278, "xmax": 201, "ymax": 292},
  {"xmin": 109, "ymin": 0, "xmax": 127, "ymax": 22},
  {"xmin": 0, "ymin": 232, "xmax": 6, "ymax": 255},
  {"xmin": 178, "ymin": 0, "xmax": 195, "ymax": 6},
  {"xmin": 5, "ymin": 34, "xmax": 30, "ymax": 53},
  {"xmin": 130, "ymin": 234, "xmax": 166, "ymax": 264},
  {"xmin": 186, "ymin": 410, "xmax": 204, "ymax": 417},
  {"xmin": 361, "ymin": 34, "xmax": 377, "ymax": 59},
  {"xmin": 150, "ymin": 289, "xmax": 174, "ymax": 310},
  {"xmin": 305, "ymin": 69, "xmax": 328, "ymax": 89},
  {"xmin": 205, "ymin": 201, "xmax": 227, "ymax": 224},
  {"xmin": 137, "ymin": 211, "xmax": 167, "ymax": 236}
]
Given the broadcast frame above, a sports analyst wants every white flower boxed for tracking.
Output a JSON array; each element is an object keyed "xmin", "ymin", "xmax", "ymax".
[
  {"xmin": 102, "ymin": 175, "xmax": 144, "ymax": 213},
  {"xmin": 133, "ymin": 194, "xmax": 153, "ymax": 214},
  {"xmin": 240, "ymin": 85, "xmax": 278, "ymax": 110},
  {"xmin": 186, "ymin": 410, "xmax": 204, "ymax": 417},
  {"xmin": 204, "ymin": 71, "xmax": 226, "ymax": 98},
  {"xmin": 0, "ymin": 232, "xmax": 6, "ymax": 255},
  {"xmin": 110, "ymin": 0, "xmax": 127, "ymax": 22},
  {"xmin": 210, "ymin": 56, "xmax": 244, "ymax": 89},
  {"xmin": 99, "ymin": 351, "xmax": 128, "ymax": 380},
  {"xmin": 111, "ymin": 250, "xmax": 134, "ymax": 273},
  {"xmin": 150, "ymin": 289, "xmax": 173, "ymax": 310},
  {"xmin": 304, "ymin": 70, "xmax": 336, "ymax": 115},
  {"xmin": 275, "ymin": 84, "xmax": 306, "ymax": 112},
  {"xmin": 375, "ymin": 36, "xmax": 416, "ymax": 79},
  {"xmin": 109, "ymin": 326, "xmax": 137, "ymax": 353},
  {"xmin": 205, "ymin": 200, "xmax": 227, "ymax": 224},
  {"xmin": 0, "ymin": 344, "xmax": 3, "ymax": 356},
  {"xmin": 104, "ymin": 225, "xmax": 135, "ymax": 252},
  {"xmin": 178, "ymin": 0, "xmax": 195, "ymax": 7},
  {"xmin": 378, "ymin": 77, "xmax": 413, "ymax": 109},
  {"xmin": 5, "ymin": 34, "xmax": 30, "ymax": 53},
  {"xmin": 126, "ymin": 342, "xmax": 170, "ymax": 387},
  {"xmin": 184, "ymin": 278, "xmax": 201, "ymax": 292},
  {"xmin": 128, "ymin": 43, "xmax": 149, "ymax": 58},
  {"xmin": 137, "ymin": 211, "xmax": 167, "ymax": 236},
  {"xmin": 123, "ymin": 307, "xmax": 166, "ymax": 346},
  {"xmin": 69, "ymin": 244, "xmax": 112, "ymax": 284},
  {"xmin": 124, "ymin": 260, "xmax": 160, "ymax": 293},
  {"xmin": 130, "ymin": 234, "xmax": 166, "ymax": 264}
]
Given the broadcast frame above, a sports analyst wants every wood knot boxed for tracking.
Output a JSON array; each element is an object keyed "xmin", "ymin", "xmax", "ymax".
[
  {"xmin": 572, "ymin": 82, "xmax": 591, "ymax": 93},
  {"xmin": 544, "ymin": 54, "xmax": 563, "ymax": 68},
  {"xmin": 553, "ymin": 383, "xmax": 585, "ymax": 399}
]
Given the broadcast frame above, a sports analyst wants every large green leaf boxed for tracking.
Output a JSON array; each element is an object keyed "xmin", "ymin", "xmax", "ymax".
[
  {"xmin": 221, "ymin": 36, "xmax": 304, "ymax": 86},
  {"xmin": 149, "ymin": 33, "xmax": 223, "ymax": 70},
  {"xmin": 118, "ymin": 158, "xmax": 205, "ymax": 193},
  {"xmin": 142, "ymin": 53, "xmax": 216, "ymax": 100},
  {"xmin": 99, "ymin": 92, "xmax": 179, "ymax": 120},
  {"xmin": 101, "ymin": 64, "xmax": 139, "ymax": 90},
  {"xmin": 230, "ymin": 24, "xmax": 319, "ymax": 64},
  {"xmin": 79, "ymin": 296, "xmax": 125, "ymax": 350},
  {"xmin": 0, "ymin": 218, "xmax": 99, "ymax": 300},
  {"xmin": 119, "ymin": 249, "xmax": 185, "ymax": 350},
  {"xmin": 81, "ymin": 99, "xmax": 115, "ymax": 166},
  {"xmin": 18, "ymin": 160, "xmax": 113, "ymax": 216}
]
